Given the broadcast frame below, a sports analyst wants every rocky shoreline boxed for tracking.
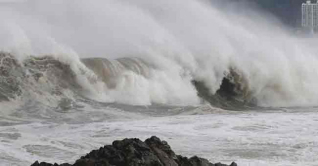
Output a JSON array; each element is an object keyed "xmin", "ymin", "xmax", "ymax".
[{"xmin": 31, "ymin": 136, "xmax": 237, "ymax": 166}]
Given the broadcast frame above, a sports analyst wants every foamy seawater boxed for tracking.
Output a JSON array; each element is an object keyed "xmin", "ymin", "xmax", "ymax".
[{"xmin": 1, "ymin": 103, "xmax": 318, "ymax": 166}]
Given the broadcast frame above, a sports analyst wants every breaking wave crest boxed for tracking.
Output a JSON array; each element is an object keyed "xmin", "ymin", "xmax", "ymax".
[
  {"xmin": 2, "ymin": 0, "xmax": 318, "ymax": 109},
  {"xmin": 0, "ymin": 51, "xmax": 256, "ymax": 110},
  {"xmin": 0, "ymin": 52, "xmax": 83, "ymax": 109}
]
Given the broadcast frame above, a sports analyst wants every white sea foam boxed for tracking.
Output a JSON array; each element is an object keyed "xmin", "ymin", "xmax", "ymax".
[{"xmin": 1, "ymin": 107, "xmax": 318, "ymax": 166}]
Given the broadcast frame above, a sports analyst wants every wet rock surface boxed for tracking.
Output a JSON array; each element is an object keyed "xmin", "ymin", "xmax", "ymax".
[{"xmin": 31, "ymin": 136, "xmax": 237, "ymax": 166}]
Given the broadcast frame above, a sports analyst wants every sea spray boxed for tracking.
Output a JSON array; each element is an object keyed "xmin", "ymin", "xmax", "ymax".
[{"xmin": 1, "ymin": 0, "xmax": 318, "ymax": 107}]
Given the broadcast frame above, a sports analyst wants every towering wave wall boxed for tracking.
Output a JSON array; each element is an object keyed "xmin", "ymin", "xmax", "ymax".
[{"xmin": 1, "ymin": 0, "xmax": 318, "ymax": 108}]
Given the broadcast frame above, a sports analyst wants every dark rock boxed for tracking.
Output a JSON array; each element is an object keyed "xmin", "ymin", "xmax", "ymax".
[
  {"xmin": 145, "ymin": 136, "xmax": 178, "ymax": 166},
  {"xmin": 176, "ymin": 155, "xmax": 213, "ymax": 166},
  {"xmin": 31, "ymin": 161, "xmax": 71, "ymax": 166},
  {"xmin": 31, "ymin": 136, "xmax": 237, "ymax": 166},
  {"xmin": 77, "ymin": 138, "xmax": 162, "ymax": 166},
  {"xmin": 229, "ymin": 162, "xmax": 238, "ymax": 166}
]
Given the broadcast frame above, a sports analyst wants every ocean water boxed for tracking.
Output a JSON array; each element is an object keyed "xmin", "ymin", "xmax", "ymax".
[
  {"xmin": 2, "ymin": 104, "xmax": 318, "ymax": 166},
  {"xmin": 1, "ymin": 0, "xmax": 318, "ymax": 165}
]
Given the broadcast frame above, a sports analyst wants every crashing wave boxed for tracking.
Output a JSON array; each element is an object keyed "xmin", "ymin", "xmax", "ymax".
[
  {"xmin": 81, "ymin": 57, "xmax": 150, "ymax": 89},
  {"xmin": 193, "ymin": 68, "xmax": 257, "ymax": 110},
  {"xmin": 0, "ymin": 52, "xmax": 23, "ymax": 101},
  {"xmin": 0, "ymin": 52, "xmax": 82, "ymax": 107},
  {"xmin": 0, "ymin": 52, "xmax": 256, "ymax": 110}
]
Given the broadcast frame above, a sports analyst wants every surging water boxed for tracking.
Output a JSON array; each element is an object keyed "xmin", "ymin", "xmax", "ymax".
[
  {"xmin": 1, "ymin": 0, "xmax": 318, "ymax": 106},
  {"xmin": 1, "ymin": 0, "xmax": 318, "ymax": 166}
]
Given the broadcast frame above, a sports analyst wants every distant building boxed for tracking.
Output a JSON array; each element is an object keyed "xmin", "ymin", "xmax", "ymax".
[{"xmin": 302, "ymin": 0, "xmax": 318, "ymax": 33}]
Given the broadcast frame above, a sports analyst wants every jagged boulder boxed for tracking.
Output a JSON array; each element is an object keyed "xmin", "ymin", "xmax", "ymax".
[{"xmin": 31, "ymin": 136, "xmax": 237, "ymax": 166}]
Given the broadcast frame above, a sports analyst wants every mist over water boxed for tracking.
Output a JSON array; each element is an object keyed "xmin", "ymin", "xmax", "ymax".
[{"xmin": 1, "ymin": 0, "xmax": 318, "ymax": 107}]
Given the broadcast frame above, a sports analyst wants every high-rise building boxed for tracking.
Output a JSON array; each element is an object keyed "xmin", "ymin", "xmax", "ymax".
[{"xmin": 302, "ymin": 0, "xmax": 318, "ymax": 33}]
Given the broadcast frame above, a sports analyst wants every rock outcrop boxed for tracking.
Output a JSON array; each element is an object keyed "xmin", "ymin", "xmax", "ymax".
[{"xmin": 31, "ymin": 136, "xmax": 237, "ymax": 166}]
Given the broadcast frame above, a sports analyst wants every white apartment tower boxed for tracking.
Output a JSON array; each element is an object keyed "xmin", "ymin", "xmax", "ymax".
[{"xmin": 302, "ymin": 0, "xmax": 318, "ymax": 33}]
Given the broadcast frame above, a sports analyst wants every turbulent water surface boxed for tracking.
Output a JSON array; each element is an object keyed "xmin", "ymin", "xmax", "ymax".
[{"xmin": 1, "ymin": 0, "xmax": 318, "ymax": 166}]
